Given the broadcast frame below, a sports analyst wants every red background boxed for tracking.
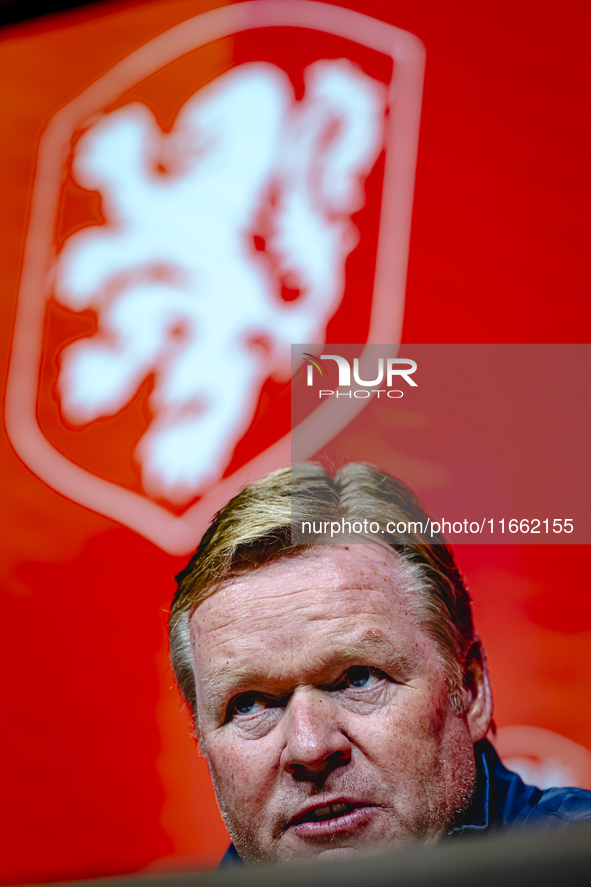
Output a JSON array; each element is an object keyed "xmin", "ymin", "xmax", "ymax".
[{"xmin": 1, "ymin": 0, "xmax": 590, "ymax": 883}]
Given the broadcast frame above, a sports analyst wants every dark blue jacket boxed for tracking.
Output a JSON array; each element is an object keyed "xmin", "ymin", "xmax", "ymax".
[
  {"xmin": 219, "ymin": 739, "xmax": 591, "ymax": 866},
  {"xmin": 447, "ymin": 737, "xmax": 591, "ymax": 838}
]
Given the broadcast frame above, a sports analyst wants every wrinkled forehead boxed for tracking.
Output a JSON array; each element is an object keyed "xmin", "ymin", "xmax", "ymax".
[
  {"xmin": 189, "ymin": 542, "xmax": 422, "ymax": 637},
  {"xmin": 187, "ymin": 544, "xmax": 447, "ymax": 724}
]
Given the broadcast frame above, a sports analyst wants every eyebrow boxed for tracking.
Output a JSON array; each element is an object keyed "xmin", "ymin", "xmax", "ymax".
[
  {"xmin": 200, "ymin": 633, "xmax": 419, "ymax": 715},
  {"xmin": 331, "ymin": 635, "xmax": 419, "ymax": 678}
]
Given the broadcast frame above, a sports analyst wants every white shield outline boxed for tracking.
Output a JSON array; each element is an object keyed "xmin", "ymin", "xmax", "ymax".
[{"xmin": 5, "ymin": 0, "xmax": 425, "ymax": 554}]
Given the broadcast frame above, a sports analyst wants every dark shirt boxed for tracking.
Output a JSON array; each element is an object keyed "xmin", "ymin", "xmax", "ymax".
[{"xmin": 218, "ymin": 739, "xmax": 591, "ymax": 866}]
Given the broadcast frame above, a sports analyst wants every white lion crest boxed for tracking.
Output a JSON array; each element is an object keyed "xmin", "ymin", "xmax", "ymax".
[{"xmin": 55, "ymin": 60, "xmax": 385, "ymax": 504}]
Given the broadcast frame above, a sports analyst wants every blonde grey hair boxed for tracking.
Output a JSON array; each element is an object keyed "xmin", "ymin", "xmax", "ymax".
[{"xmin": 169, "ymin": 463, "xmax": 476, "ymax": 717}]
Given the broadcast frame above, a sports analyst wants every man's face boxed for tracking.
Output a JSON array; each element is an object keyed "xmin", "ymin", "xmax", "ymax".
[{"xmin": 190, "ymin": 544, "xmax": 478, "ymax": 864}]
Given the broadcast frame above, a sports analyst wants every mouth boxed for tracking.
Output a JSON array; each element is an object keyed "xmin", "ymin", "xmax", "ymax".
[{"xmin": 287, "ymin": 799, "xmax": 377, "ymax": 838}]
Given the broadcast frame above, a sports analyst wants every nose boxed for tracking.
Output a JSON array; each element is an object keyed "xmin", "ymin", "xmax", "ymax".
[{"xmin": 280, "ymin": 689, "xmax": 352, "ymax": 780}]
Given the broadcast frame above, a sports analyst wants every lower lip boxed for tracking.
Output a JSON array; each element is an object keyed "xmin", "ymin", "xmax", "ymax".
[{"xmin": 290, "ymin": 805, "xmax": 377, "ymax": 838}]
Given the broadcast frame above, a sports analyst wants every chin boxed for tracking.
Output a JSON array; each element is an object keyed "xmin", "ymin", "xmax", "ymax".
[
  {"xmin": 274, "ymin": 831, "xmax": 420, "ymax": 866},
  {"xmin": 271, "ymin": 843, "xmax": 379, "ymax": 866},
  {"xmin": 298, "ymin": 841, "xmax": 427, "ymax": 868},
  {"xmin": 301, "ymin": 846, "xmax": 371, "ymax": 863}
]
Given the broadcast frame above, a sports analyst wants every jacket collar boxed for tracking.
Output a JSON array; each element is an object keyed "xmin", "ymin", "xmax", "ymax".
[{"xmin": 446, "ymin": 738, "xmax": 510, "ymax": 838}]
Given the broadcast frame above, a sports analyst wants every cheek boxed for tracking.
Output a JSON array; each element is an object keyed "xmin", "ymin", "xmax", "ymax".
[
  {"xmin": 360, "ymin": 688, "xmax": 454, "ymax": 768},
  {"xmin": 206, "ymin": 734, "xmax": 273, "ymax": 812},
  {"xmin": 384, "ymin": 694, "xmax": 475, "ymax": 799}
]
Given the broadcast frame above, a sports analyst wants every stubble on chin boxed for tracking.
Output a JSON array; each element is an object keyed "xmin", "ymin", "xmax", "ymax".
[{"xmin": 213, "ymin": 759, "xmax": 477, "ymax": 866}]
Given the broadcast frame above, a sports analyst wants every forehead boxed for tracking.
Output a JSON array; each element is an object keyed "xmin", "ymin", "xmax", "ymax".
[{"xmin": 189, "ymin": 544, "xmax": 433, "ymax": 666}]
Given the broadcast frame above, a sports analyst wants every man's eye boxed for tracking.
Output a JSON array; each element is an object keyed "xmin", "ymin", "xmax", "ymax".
[
  {"xmin": 345, "ymin": 666, "xmax": 383, "ymax": 688},
  {"xmin": 230, "ymin": 692, "xmax": 267, "ymax": 716}
]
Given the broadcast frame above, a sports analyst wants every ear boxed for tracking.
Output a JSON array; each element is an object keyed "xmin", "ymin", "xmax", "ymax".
[{"xmin": 463, "ymin": 636, "xmax": 494, "ymax": 743}]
